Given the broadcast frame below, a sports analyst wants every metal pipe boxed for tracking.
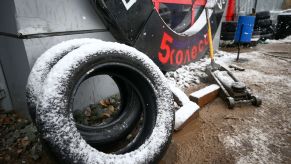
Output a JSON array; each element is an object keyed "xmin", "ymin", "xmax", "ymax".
[
  {"xmin": 254, "ymin": 0, "xmax": 258, "ymax": 12},
  {"xmin": 237, "ymin": 0, "xmax": 241, "ymax": 17}
]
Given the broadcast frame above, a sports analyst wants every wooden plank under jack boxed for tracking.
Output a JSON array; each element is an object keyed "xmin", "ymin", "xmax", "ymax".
[{"xmin": 189, "ymin": 84, "xmax": 220, "ymax": 107}]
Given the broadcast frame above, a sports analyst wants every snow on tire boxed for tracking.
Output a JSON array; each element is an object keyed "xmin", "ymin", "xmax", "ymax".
[
  {"xmin": 26, "ymin": 38, "xmax": 101, "ymax": 120},
  {"xmin": 26, "ymin": 38, "xmax": 143, "ymax": 149},
  {"xmin": 36, "ymin": 41, "xmax": 174, "ymax": 163}
]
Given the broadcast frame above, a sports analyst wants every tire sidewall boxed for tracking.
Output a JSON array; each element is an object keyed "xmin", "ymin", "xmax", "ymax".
[{"xmin": 37, "ymin": 42, "xmax": 174, "ymax": 163}]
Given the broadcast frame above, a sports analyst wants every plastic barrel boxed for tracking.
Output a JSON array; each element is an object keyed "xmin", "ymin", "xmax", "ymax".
[{"xmin": 234, "ymin": 16, "xmax": 255, "ymax": 43}]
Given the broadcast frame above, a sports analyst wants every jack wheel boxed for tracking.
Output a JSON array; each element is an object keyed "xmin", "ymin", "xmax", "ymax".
[
  {"xmin": 252, "ymin": 96, "xmax": 262, "ymax": 107},
  {"xmin": 226, "ymin": 97, "xmax": 235, "ymax": 109}
]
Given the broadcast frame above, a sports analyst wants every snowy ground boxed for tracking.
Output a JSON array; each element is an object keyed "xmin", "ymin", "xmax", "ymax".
[
  {"xmin": 162, "ymin": 37, "xmax": 291, "ymax": 164},
  {"xmin": 165, "ymin": 50, "xmax": 244, "ymax": 91}
]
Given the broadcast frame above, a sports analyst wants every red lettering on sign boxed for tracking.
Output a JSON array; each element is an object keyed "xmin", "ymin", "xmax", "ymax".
[
  {"xmin": 170, "ymin": 49, "xmax": 175, "ymax": 64},
  {"xmin": 158, "ymin": 32, "xmax": 209, "ymax": 66},
  {"xmin": 198, "ymin": 40, "xmax": 205, "ymax": 52},
  {"xmin": 158, "ymin": 32, "xmax": 174, "ymax": 64},
  {"xmin": 176, "ymin": 50, "xmax": 184, "ymax": 65},
  {"xmin": 191, "ymin": 46, "xmax": 198, "ymax": 60},
  {"xmin": 184, "ymin": 49, "xmax": 191, "ymax": 64}
]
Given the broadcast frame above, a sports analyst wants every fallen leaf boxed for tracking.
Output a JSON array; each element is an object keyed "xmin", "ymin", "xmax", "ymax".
[
  {"xmin": 2, "ymin": 117, "xmax": 12, "ymax": 125},
  {"xmin": 102, "ymin": 113, "xmax": 111, "ymax": 118},
  {"xmin": 20, "ymin": 137, "xmax": 30, "ymax": 148},
  {"xmin": 104, "ymin": 99, "xmax": 110, "ymax": 106},
  {"xmin": 99, "ymin": 100, "xmax": 108, "ymax": 107},
  {"xmin": 107, "ymin": 105, "xmax": 115, "ymax": 113}
]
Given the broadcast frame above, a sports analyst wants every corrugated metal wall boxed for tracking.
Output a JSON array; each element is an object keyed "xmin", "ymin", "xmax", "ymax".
[{"xmin": 237, "ymin": 0, "xmax": 284, "ymax": 14}]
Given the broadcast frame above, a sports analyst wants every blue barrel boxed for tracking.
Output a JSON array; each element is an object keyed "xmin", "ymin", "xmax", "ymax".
[{"xmin": 234, "ymin": 16, "xmax": 255, "ymax": 43}]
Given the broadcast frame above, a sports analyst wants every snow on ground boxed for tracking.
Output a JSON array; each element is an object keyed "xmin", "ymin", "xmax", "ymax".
[
  {"xmin": 266, "ymin": 35, "xmax": 291, "ymax": 44},
  {"xmin": 165, "ymin": 50, "xmax": 237, "ymax": 90},
  {"xmin": 165, "ymin": 59, "xmax": 208, "ymax": 90},
  {"xmin": 190, "ymin": 84, "xmax": 220, "ymax": 99},
  {"xmin": 222, "ymin": 126, "xmax": 282, "ymax": 164},
  {"xmin": 215, "ymin": 51, "xmax": 290, "ymax": 163},
  {"xmin": 166, "ymin": 39, "xmax": 291, "ymax": 163}
]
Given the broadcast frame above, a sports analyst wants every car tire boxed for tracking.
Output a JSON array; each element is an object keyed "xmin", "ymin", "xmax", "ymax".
[
  {"xmin": 220, "ymin": 32, "xmax": 235, "ymax": 41},
  {"xmin": 256, "ymin": 11, "xmax": 270, "ymax": 20},
  {"xmin": 36, "ymin": 41, "xmax": 174, "ymax": 163},
  {"xmin": 256, "ymin": 19, "xmax": 272, "ymax": 28},
  {"xmin": 26, "ymin": 39, "xmax": 143, "ymax": 148},
  {"xmin": 26, "ymin": 38, "xmax": 101, "ymax": 121},
  {"xmin": 222, "ymin": 21, "xmax": 238, "ymax": 33},
  {"xmin": 275, "ymin": 14, "xmax": 291, "ymax": 39},
  {"xmin": 76, "ymin": 83, "xmax": 142, "ymax": 147}
]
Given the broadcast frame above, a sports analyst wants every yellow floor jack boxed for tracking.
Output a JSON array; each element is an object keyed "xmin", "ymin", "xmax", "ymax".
[{"xmin": 204, "ymin": 2, "xmax": 262, "ymax": 109}]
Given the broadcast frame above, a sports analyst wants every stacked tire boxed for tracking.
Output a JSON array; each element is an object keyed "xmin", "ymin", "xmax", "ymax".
[
  {"xmin": 26, "ymin": 39, "xmax": 174, "ymax": 163},
  {"xmin": 253, "ymin": 11, "xmax": 274, "ymax": 41},
  {"xmin": 275, "ymin": 13, "xmax": 291, "ymax": 40},
  {"xmin": 220, "ymin": 21, "xmax": 237, "ymax": 41}
]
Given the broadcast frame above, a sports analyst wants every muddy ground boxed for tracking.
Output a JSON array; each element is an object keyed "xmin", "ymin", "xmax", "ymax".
[
  {"xmin": 162, "ymin": 42, "xmax": 291, "ymax": 164},
  {"xmin": 0, "ymin": 42, "xmax": 290, "ymax": 164}
]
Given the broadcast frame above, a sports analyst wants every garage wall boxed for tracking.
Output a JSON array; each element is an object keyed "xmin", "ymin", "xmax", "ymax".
[
  {"xmin": 13, "ymin": 0, "xmax": 106, "ymax": 35},
  {"xmin": 0, "ymin": 0, "xmax": 31, "ymax": 116},
  {"xmin": 0, "ymin": 0, "xmax": 118, "ymax": 118},
  {"xmin": 0, "ymin": 64, "xmax": 13, "ymax": 111},
  {"xmin": 237, "ymin": 0, "xmax": 284, "ymax": 14}
]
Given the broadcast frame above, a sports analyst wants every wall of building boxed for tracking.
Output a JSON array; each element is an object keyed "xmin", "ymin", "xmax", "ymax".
[
  {"xmin": 237, "ymin": 0, "xmax": 284, "ymax": 15},
  {"xmin": 0, "ymin": 0, "xmax": 31, "ymax": 116},
  {"xmin": 0, "ymin": 0, "xmax": 118, "ymax": 118}
]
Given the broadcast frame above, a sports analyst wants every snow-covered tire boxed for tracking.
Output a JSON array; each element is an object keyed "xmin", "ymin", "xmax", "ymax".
[
  {"xmin": 26, "ymin": 38, "xmax": 101, "ymax": 121},
  {"xmin": 26, "ymin": 39, "xmax": 143, "ymax": 148},
  {"xmin": 36, "ymin": 41, "xmax": 174, "ymax": 163}
]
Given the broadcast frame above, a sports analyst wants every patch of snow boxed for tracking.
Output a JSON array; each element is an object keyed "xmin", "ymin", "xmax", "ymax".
[
  {"xmin": 190, "ymin": 84, "xmax": 220, "ymax": 98},
  {"xmin": 174, "ymin": 102, "xmax": 200, "ymax": 130},
  {"xmin": 165, "ymin": 50, "xmax": 234, "ymax": 91},
  {"xmin": 169, "ymin": 84, "xmax": 190, "ymax": 106},
  {"xmin": 270, "ymin": 9, "xmax": 291, "ymax": 14},
  {"xmin": 27, "ymin": 38, "xmax": 101, "ymax": 109},
  {"xmin": 222, "ymin": 127, "xmax": 282, "ymax": 164},
  {"xmin": 222, "ymin": 136, "xmax": 242, "ymax": 148},
  {"xmin": 165, "ymin": 58, "xmax": 210, "ymax": 90},
  {"xmin": 266, "ymin": 35, "xmax": 291, "ymax": 44}
]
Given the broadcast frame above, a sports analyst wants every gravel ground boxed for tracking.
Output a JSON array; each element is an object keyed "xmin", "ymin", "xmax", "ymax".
[{"xmin": 162, "ymin": 41, "xmax": 291, "ymax": 164}]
